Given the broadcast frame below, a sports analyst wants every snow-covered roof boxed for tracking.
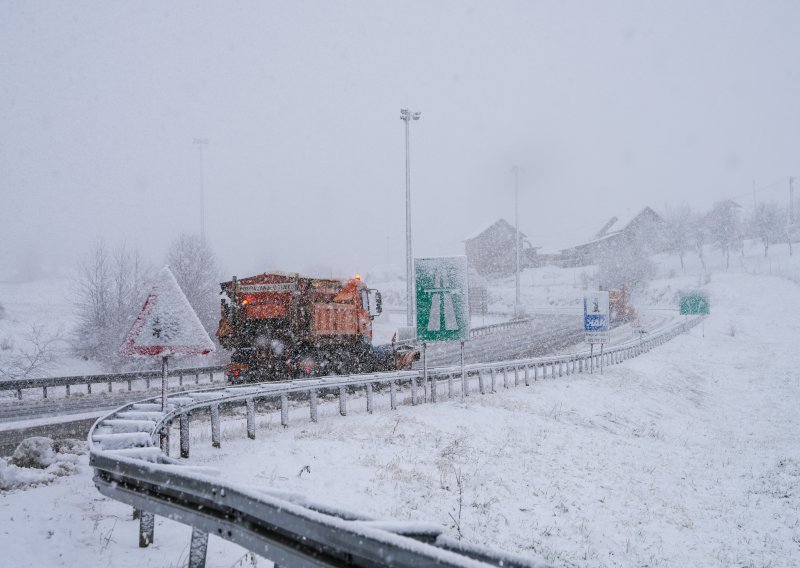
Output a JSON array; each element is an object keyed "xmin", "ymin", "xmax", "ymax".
[{"xmin": 464, "ymin": 218, "xmax": 528, "ymax": 242}]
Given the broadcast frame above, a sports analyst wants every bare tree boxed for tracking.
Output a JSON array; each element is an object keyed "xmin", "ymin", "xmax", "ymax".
[
  {"xmin": 165, "ymin": 234, "xmax": 221, "ymax": 334},
  {"xmin": 73, "ymin": 240, "xmax": 112, "ymax": 361},
  {"xmin": 706, "ymin": 200, "xmax": 743, "ymax": 270},
  {"xmin": 749, "ymin": 201, "xmax": 785, "ymax": 257},
  {"xmin": 689, "ymin": 212, "xmax": 708, "ymax": 272},
  {"xmin": 0, "ymin": 324, "xmax": 64, "ymax": 380},
  {"xmin": 72, "ymin": 240, "xmax": 153, "ymax": 365},
  {"xmin": 663, "ymin": 204, "xmax": 693, "ymax": 270}
]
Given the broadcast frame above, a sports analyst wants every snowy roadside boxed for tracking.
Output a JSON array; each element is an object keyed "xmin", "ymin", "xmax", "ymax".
[
  {"xmin": 0, "ymin": 270, "xmax": 798, "ymax": 567},
  {"xmin": 182, "ymin": 272, "xmax": 800, "ymax": 567}
]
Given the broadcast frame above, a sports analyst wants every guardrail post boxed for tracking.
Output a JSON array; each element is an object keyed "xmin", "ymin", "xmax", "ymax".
[
  {"xmin": 411, "ymin": 376, "xmax": 418, "ymax": 405},
  {"xmin": 430, "ymin": 374, "xmax": 437, "ymax": 403},
  {"xmin": 281, "ymin": 393, "xmax": 289, "ymax": 427},
  {"xmin": 87, "ymin": 382, "xmax": 92, "ymax": 394},
  {"xmin": 478, "ymin": 371, "xmax": 485, "ymax": 394},
  {"xmin": 524, "ymin": 365, "xmax": 530, "ymax": 386},
  {"xmin": 565, "ymin": 359, "xmax": 571, "ymax": 376},
  {"xmin": 366, "ymin": 383, "xmax": 374, "ymax": 412},
  {"xmin": 65, "ymin": 384, "xmax": 70, "ymax": 397},
  {"xmin": 211, "ymin": 404, "xmax": 221, "ymax": 448},
  {"xmin": 390, "ymin": 380, "xmax": 397, "ymax": 410},
  {"xmin": 16, "ymin": 388, "xmax": 22, "ymax": 400},
  {"xmin": 448, "ymin": 373, "xmax": 454, "ymax": 398},
  {"xmin": 558, "ymin": 360, "xmax": 564, "ymax": 377},
  {"xmin": 490, "ymin": 368, "xmax": 496, "ymax": 392},
  {"xmin": 108, "ymin": 379, "xmax": 113, "ymax": 393},
  {"xmin": 188, "ymin": 528, "xmax": 209, "ymax": 568},
  {"xmin": 139, "ymin": 511, "xmax": 155, "ymax": 547},
  {"xmin": 179, "ymin": 374, "xmax": 184, "ymax": 387},
  {"xmin": 309, "ymin": 389, "xmax": 318, "ymax": 422},
  {"xmin": 514, "ymin": 366, "xmax": 520, "ymax": 387},
  {"xmin": 42, "ymin": 386, "xmax": 47, "ymax": 399},
  {"xmin": 339, "ymin": 386, "xmax": 347, "ymax": 416},
  {"xmin": 127, "ymin": 379, "xmax": 132, "ymax": 391},
  {"xmin": 145, "ymin": 377, "xmax": 151, "ymax": 389},
  {"xmin": 246, "ymin": 398, "xmax": 256, "ymax": 439},
  {"xmin": 195, "ymin": 372, "xmax": 200, "ymax": 385},
  {"xmin": 180, "ymin": 413, "xmax": 190, "ymax": 458},
  {"xmin": 160, "ymin": 422, "xmax": 170, "ymax": 456},
  {"xmin": 503, "ymin": 367, "xmax": 508, "ymax": 389}
]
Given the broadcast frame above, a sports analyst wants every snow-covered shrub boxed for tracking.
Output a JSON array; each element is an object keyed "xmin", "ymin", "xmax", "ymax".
[
  {"xmin": 0, "ymin": 302, "xmax": 5, "ymax": 319},
  {"xmin": 53, "ymin": 438, "xmax": 87, "ymax": 455},
  {"xmin": 10, "ymin": 437, "xmax": 55, "ymax": 469}
]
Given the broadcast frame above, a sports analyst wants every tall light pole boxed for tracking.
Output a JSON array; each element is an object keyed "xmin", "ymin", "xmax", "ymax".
[
  {"xmin": 400, "ymin": 108, "xmax": 421, "ymax": 328},
  {"xmin": 193, "ymin": 138, "xmax": 209, "ymax": 245},
  {"xmin": 511, "ymin": 165, "xmax": 521, "ymax": 318}
]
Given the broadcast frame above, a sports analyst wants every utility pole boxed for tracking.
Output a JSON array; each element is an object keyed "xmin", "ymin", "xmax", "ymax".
[
  {"xmin": 511, "ymin": 165, "xmax": 521, "ymax": 318},
  {"xmin": 400, "ymin": 109, "xmax": 421, "ymax": 328},
  {"xmin": 193, "ymin": 138, "xmax": 209, "ymax": 245}
]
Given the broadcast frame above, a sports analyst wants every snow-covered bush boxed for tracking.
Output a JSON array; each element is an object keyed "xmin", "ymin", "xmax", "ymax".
[
  {"xmin": 0, "ymin": 302, "xmax": 6, "ymax": 319},
  {"xmin": 10, "ymin": 437, "xmax": 55, "ymax": 469},
  {"xmin": 0, "ymin": 437, "xmax": 84, "ymax": 492},
  {"xmin": 53, "ymin": 438, "xmax": 87, "ymax": 455}
]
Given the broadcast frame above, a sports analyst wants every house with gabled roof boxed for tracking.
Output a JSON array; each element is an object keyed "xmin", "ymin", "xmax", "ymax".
[
  {"xmin": 464, "ymin": 219, "xmax": 540, "ymax": 276},
  {"xmin": 561, "ymin": 207, "xmax": 667, "ymax": 266}
]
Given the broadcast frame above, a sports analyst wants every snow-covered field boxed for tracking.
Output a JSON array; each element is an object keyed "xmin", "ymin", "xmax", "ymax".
[{"xmin": 1, "ymin": 244, "xmax": 799, "ymax": 566}]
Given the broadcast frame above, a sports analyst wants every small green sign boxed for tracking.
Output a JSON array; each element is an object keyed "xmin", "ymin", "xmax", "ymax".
[
  {"xmin": 415, "ymin": 256, "xmax": 470, "ymax": 342},
  {"xmin": 679, "ymin": 292, "xmax": 710, "ymax": 315}
]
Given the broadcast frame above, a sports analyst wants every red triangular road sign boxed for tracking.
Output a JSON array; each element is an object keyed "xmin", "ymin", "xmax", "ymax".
[{"xmin": 120, "ymin": 267, "xmax": 216, "ymax": 357}]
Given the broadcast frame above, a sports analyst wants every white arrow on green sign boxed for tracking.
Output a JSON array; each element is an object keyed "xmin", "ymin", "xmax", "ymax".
[{"xmin": 415, "ymin": 256, "xmax": 470, "ymax": 342}]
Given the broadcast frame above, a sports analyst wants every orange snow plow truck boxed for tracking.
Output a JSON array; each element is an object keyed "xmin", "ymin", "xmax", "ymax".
[{"xmin": 216, "ymin": 272, "xmax": 419, "ymax": 383}]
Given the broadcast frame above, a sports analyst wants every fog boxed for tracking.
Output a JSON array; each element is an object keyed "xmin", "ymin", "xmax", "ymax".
[{"xmin": 2, "ymin": 1, "xmax": 798, "ymax": 279}]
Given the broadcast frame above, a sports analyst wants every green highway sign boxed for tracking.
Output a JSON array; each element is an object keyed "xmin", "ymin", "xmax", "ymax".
[
  {"xmin": 415, "ymin": 256, "xmax": 470, "ymax": 342},
  {"xmin": 679, "ymin": 292, "xmax": 710, "ymax": 315}
]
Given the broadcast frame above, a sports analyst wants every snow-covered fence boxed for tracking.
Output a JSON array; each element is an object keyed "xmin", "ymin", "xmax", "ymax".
[
  {"xmin": 0, "ymin": 365, "xmax": 226, "ymax": 400},
  {"xmin": 88, "ymin": 316, "xmax": 702, "ymax": 566}
]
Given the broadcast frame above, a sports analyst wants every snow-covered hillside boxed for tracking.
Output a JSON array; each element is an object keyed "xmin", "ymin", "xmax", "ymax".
[{"xmin": 1, "ymin": 246, "xmax": 799, "ymax": 567}]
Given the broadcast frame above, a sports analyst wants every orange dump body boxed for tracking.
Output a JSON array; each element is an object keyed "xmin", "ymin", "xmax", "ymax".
[{"xmin": 216, "ymin": 272, "xmax": 379, "ymax": 380}]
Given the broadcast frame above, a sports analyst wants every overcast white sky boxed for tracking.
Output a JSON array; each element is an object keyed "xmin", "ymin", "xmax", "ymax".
[{"xmin": 2, "ymin": 1, "xmax": 799, "ymax": 278}]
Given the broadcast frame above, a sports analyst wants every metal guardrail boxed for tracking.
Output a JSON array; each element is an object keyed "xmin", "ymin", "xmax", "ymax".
[
  {"xmin": 0, "ymin": 365, "xmax": 226, "ymax": 400},
  {"xmin": 469, "ymin": 317, "xmax": 532, "ymax": 338},
  {"xmin": 2, "ymin": 318, "xmax": 530, "ymax": 401},
  {"xmin": 87, "ymin": 316, "xmax": 703, "ymax": 567}
]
